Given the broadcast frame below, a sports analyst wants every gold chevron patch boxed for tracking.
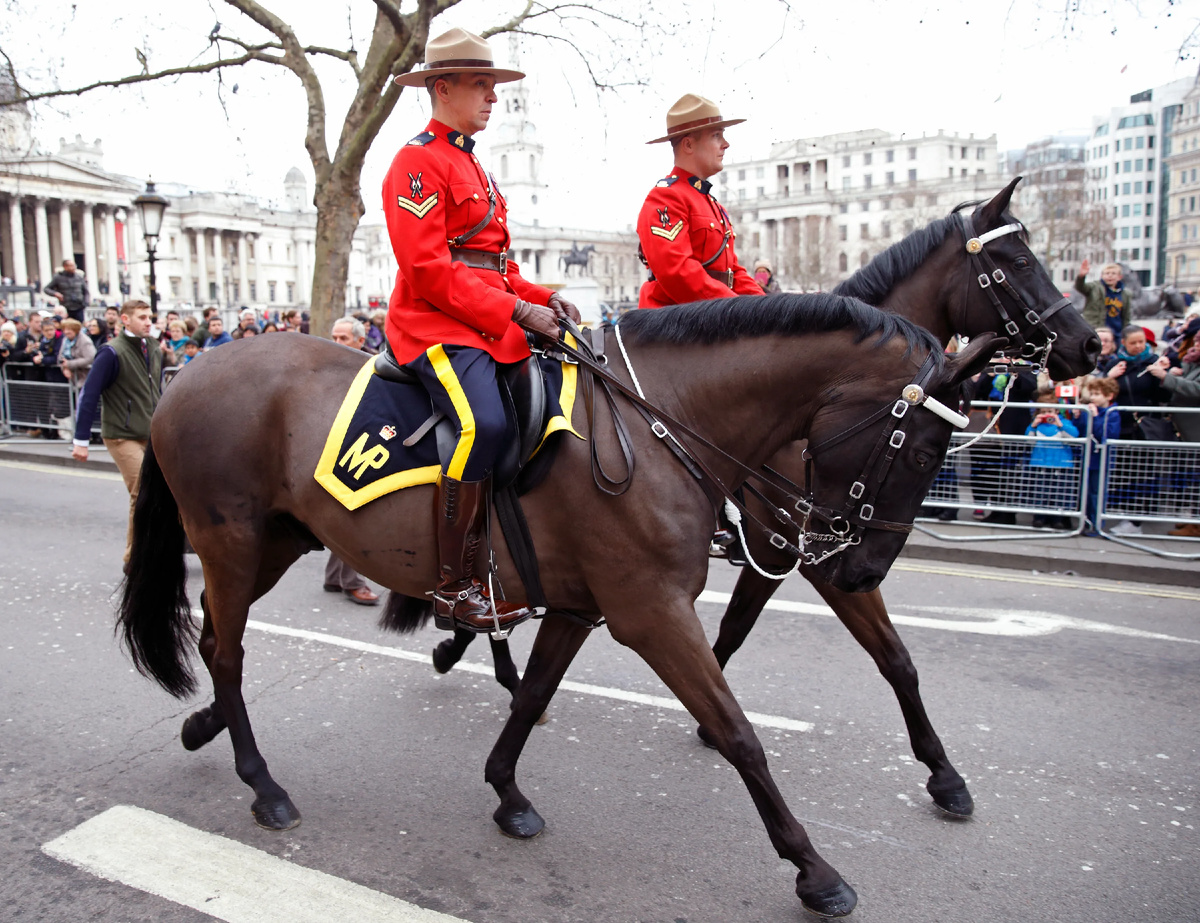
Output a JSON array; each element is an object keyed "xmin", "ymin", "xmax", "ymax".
[
  {"xmin": 649, "ymin": 219, "xmax": 684, "ymax": 241},
  {"xmin": 395, "ymin": 192, "xmax": 439, "ymax": 219}
]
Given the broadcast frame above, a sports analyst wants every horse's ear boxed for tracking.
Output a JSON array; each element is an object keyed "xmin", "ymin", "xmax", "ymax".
[
  {"xmin": 976, "ymin": 176, "xmax": 1022, "ymax": 228},
  {"xmin": 946, "ymin": 333, "xmax": 1007, "ymax": 386}
]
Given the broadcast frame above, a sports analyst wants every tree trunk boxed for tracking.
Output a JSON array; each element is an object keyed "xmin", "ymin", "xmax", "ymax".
[{"xmin": 309, "ymin": 171, "xmax": 366, "ymax": 339}]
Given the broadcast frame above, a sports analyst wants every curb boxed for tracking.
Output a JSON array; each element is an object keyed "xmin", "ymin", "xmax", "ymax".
[{"xmin": 0, "ymin": 445, "xmax": 120, "ymax": 474}]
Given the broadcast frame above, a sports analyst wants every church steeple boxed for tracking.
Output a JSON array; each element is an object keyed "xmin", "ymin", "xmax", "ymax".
[{"xmin": 490, "ymin": 35, "xmax": 546, "ymax": 225}]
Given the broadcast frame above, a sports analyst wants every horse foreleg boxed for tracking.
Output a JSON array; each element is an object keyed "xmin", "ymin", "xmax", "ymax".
[
  {"xmin": 199, "ymin": 553, "xmax": 301, "ymax": 831},
  {"xmin": 712, "ymin": 566, "xmax": 786, "ymax": 669},
  {"xmin": 432, "ymin": 628, "xmax": 475, "ymax": 674},
  {"xmin": 611, "ymin": 604, "xmax": 856, "ymax": 918},
  {"xmin": 805, "ymin": 572, "xmax": 973, "ymax": 818},
  {"xmin": 485, "ymin": 614, "xmax": 591, "ymax": 839}
]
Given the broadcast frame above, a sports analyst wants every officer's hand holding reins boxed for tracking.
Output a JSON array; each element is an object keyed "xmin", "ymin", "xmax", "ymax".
[{"xmin": 513, "ymin": 299, "xmax": 560, "ymax": 339}]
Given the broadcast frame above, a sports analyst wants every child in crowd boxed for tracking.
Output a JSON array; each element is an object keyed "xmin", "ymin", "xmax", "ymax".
[
  {"xmin": 179, "ymin": 340, "xmax": 200, "ymax": 365},
  {"xmin": 1082, "ymin": 376, "xmax": 1122, "ymax": 536},
  {"xmin": 1025, "ymin": 387, "xmax": 1080, "ymax": 529}
]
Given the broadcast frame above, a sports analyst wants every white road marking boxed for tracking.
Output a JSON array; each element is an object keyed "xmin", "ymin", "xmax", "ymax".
[
  {"xmin": 892, "ymin": 561, "xmax": 1200, "ymax": 601},
  {"xmin": 43, "ymin": 804, "xmax": 468, "ymax": 923},
  {"xmin": 696, "ymin": 590, "xmax": 1200, "ymax": 644},
  {"xmin": 218, "ymin": 615, "xmax": 814, "ymax": 734},
  {"xmin": 0, "ymin": 459, "xmax": 123, "ymax": 482}
]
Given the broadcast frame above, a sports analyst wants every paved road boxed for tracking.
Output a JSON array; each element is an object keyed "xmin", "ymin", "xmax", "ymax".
[{"xmin": 2, "ymin": 459, "xmax": 1198, "ymax": 922}]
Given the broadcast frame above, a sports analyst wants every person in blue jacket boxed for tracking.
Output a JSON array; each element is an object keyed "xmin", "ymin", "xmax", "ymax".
[
  {"xmin": 1025, "ymin": 388, "xmax": 1080, "ymax": 529},
  {"xmin": 1082, "ymin": 377, "xmax": 1122, "ymax": 535}
]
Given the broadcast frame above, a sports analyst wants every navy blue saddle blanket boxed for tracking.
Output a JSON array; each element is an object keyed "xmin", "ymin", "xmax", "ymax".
[{"xmin": 315, "ymin": 352, "xmax": 581, "ymax": 510}]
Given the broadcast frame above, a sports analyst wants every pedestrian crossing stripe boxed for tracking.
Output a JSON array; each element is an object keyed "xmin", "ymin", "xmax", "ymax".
[
  {"xmin": 395, "ymin": 192, "xmax": 439, "ymax": 219},
  {"xmin": 649, "ymin": 219, "xmax": 684, "ymax": 241}
]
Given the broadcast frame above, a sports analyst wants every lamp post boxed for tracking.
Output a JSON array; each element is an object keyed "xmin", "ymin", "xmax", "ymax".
[{"xmin": 134, "ymin": 181, "xmax": 169, "ymax": 314}]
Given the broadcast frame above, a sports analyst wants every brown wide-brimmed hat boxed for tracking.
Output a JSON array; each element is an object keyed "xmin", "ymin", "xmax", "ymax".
[
  {"xmin": 393, "ymin": 27, "xmax": 524, "ymax": 88},
  {"xmin": 647, "ymin": 93, "xmax": 745, "ymax": 144}
]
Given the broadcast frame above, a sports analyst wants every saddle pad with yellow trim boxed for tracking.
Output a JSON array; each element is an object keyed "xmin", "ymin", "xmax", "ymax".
[{"xmin": 315, "ymin": 351, "xmax": 581, "ymax": 511}]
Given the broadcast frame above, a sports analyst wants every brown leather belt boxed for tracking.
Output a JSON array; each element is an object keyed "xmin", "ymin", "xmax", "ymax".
[
  {"xmin": 706, "ymin": 267, "xmax": 734, "ymax": 287},
  {"xmin": 450, "ymin": 246, "xmax": 507, "ymax": 274}
]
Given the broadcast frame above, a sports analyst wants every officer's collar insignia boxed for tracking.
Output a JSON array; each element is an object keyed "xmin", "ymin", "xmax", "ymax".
[
  {"xmin": 447, "ymin": 130, "xmax": 474, "ymax": 153},
  {"xmin": 408, "ymin": 172, "xmax": 425, "ymax": 200},
  {"xmin": 687, "ymin": 175, "xmax": 713, "ymax": 196},
  {"xmin": 379, "ymin": 425, "xmax": 397, "ymax": 441},
  {"xmin": 657, "ymin": 207, "xmax": 670, "ymax": 228},
  {"xmin": 407, "ymin": 131, "xmax": 435, "ymax": 146},
  {"xmin": 656, "ymin": 175, "xmax": 679, "ymax": 187}
]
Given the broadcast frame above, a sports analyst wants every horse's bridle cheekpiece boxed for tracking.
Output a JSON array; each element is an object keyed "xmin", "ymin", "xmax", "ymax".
[{"xmin": 958, "ymin": 213, "xmax": 1072, "ymax": 369}]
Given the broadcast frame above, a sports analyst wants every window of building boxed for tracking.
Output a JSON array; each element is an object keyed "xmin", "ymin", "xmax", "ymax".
[
  {"xmin": 1133, "ymin": 203, "xmax": 1142, "ymax": 216},
  {"xmin": 1124, "ymin": 160, "xmax": 1132, "ymax": 172},
  {"xmin": 1114, "ymin": 161, "xmax": 1120, "ymax": 174},
  {"xmin": 1145, "ymin": 225, "xmax": 1152, "ymax": 238},
  {"xmin": 838, "ymin": 252, "xmax": 848, "ymax": 271},
  {"xmin": 1121, "ymin": 227, "xmax": 1130, "ymax": 239},
  {"xmin": 842, "ymin": 156, "xmax": 851, "ymax": 168},
  {"xmin": 192, "ymin": 280, "xmax": 200, "ymax": 302},
  {"xmin": 948, "ymin": 167, "xmax": 954, "ymax": 178},
  {"xmin": 1122, "ymin": 204, "xmax": 1130, "ymax": 217},
  {"xmin": 886, "ymin": 149, "xmax": 894, "ymax": 162},
  {"xmin": 903, "ymin": 218, "xmax": 914, "ymax": 234},
  {"xmin": 977, "ymin": 169, "xmax": 985, "ymax": 178},
  {"xmin": 838, "ymin": 225, "xmax": 848, "ymax": 241},
  {"xmin": 925, "ymin": 194, "xmax": 938, "ymax": 206},
  {"xmin": 1148, "ymin": 135, "xmax": 1155, "ymax": 148},
  {"xmin": 209, "ymin": 281, "xmax": 218, "ymax": 300},
  {"xmin": 755, "ymin": 166, "xmax": 765, "ymax": 178},
  {"xmin": 737, "ymin": 189, "xmax": 746, "ymax": 200},
  {"xmin": 1135, "ymin": 135, "xmax": 1144, "ymax": 149},
  {"xmin": 1148, "ymin": 157, "xmax": 1155, "ymax": 170},
  {"xmin": 861, "ymin": 200, "xmax": 870, "ymax": 211},
  {"xmin": 1144, "ymin": 248, "xmax": 1152, "ymax": 260},
  {"xmin": 1119, "ymin": 248, "xmax": 1129, "ymax": 260},
  {"xmin": 756, "ymin": 186, "xmax": 764, "ymax": 197},
  {"xmin": 838, "ymin": 203, "xmax": 849, "ymax": 214},
  {"xmin": 1134, "ymin": 181, "xmax": 1143, "ymax": 193},
  {"xmin": 860, "ymin": 250, "xmax": 870, "ymax": 267},
  {"xmin": 1147, "ymin": 180, "xmax": 1154, "ymax": 193},
  {"xmin": 1123, "ymin": 182, "xmax": 1131, "ymax": 194},
  {"xmin": 737, "ymin": 169, "xmax": 746, "ymax": 181},
  {"xmin": 907, "ymin": 168, "xmax": 917, "ymax": 182},
  {"xmin": 863, "ymin": 174, "xmax": 872, "ymax": 188},
  {"xmin": 961, "ymin": 146, "xmax": 967, "ymax": 158},
  {"xmin": 883, "ymin": 171, "xmax": 894, "ymax": 186},
  {"xmin": 286, "ymin": 282, "xmax": 295, "ymax": 302},
  {"xmin": 860, "ymin": 223, "xmax": 869, "ymax": 239},
  {"xmin": 977, "ymin": 147, "xmax": 986, "ymax": 160},
  {"xmin": 863, "ymin": 152, "xmax": 872, "ymax": 165},
  {"xmin": 961, "ymin": 168, "xmax": 967, "ymax": 177},
  {"xmin": 1113, "ymin": 206, "xmax": 1120, "ymax": 219},
  {"xmin": 248, "ymin": 281, "xmax": 256, "ymax": 301},
  {"xmin": 843, "ymin": 177, "xmax": 851, "ymax": 191},
  {"xmin": 881, "ymin": 220, "xmax": 891, "ymax": 237},
  {"xmin": 1131, "ymin": 226, "xmax": 1141, "ymax": 239},
  {"xmin": 1193, "ymin": 168, "xmax": 1198, "ymax": 182},
  {"xmin": 170, "ymin": 277, "xmax": 180, "ymax": 297},
  {"xmin": 907, "ymin": 147, "xmax": 917, "ymax": 160},
  {"xmin": 1146, "ymin": 203, "xmax": 1153, "ymax": 216}
]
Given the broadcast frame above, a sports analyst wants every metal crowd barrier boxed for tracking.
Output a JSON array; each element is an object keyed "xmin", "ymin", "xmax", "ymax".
[
  {"xmin": 916, "ymin": 401, "xmax": 1200, "ymax": 559},
  {"xmin": 0, "ymin": 362, "xmax": 76, "ymax": 440}
]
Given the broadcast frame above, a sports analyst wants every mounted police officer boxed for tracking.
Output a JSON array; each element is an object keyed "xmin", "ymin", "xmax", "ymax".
[
  {"xmin": 385, "ymin": 27, "xmax": 579, "ymax": 634},
  {"xmin": 636, "ymin": 94, "xmax": 762, "ymax": 308}
]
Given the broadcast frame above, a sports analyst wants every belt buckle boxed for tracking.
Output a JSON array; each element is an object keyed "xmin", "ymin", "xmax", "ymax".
[
  {"xmin": 725, "ymin": 269, "xmax": 734, "ymax": 287},
  {"xmin": 498, "ymin": 251, "xmax": 507, "ymax": 275}
]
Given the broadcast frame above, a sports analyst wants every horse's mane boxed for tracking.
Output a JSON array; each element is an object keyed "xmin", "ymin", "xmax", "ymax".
[
  {"xmin": 833, "ymin": 203, "xmax": 1028, "ymax": 305},
  {"xmin": 618, "ymin": 291, "xmax": 943, "ymax": 361}
]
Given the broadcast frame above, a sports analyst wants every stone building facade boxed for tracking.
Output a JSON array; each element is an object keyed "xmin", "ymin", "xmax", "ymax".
[{"xmin": 1164, "ymin": 73, "xmax": 1200, "ymax": 293}]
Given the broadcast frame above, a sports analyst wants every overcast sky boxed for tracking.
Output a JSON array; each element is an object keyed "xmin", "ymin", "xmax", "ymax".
[{"xmin": 5, "ymin": 0, "xmax": 1198, "ymax": 229}]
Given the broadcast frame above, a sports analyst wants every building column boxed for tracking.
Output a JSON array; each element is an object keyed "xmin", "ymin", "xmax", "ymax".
[
  {"xmin": 8, "ymin": 196, "xmax": 28, "ymax": 285},
  {"xmin": 249, "ymin": 232, "xmax": 264, "ymax": 306},
  {"xmin": 33, "ymin": 198, "xmax": 52, "ymax": 290},
  {"xmin": 179, "ymin": 228, "xmax": 192, "ymax": 307},
  {"xmin": 102, "ymin": 206, "xmax": 120, "ymax": 303},
  {"xmin": 57, "ymin": 201, "xmax": 74, "ymax": 267},
  {"xmin": 237, "ymin": 232, "xmax": 249, "ymax": 306},
  {"xmin": 295, "ymin": 235, "xmax": 308, "ymax": 305},
  {"xmin": 81, "ymin": 203, "xmax": 99, "ymax": 300},
  {"xmin": 212, "ymin": 230, "xmax": 225, "ymax": 307},
  {"xmin": 194, "ymin": 229, "xmax": 208, "ymax": 305}
]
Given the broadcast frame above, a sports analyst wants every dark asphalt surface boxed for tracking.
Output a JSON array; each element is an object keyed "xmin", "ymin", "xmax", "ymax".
[{"xmin": 1, "ymin": 458, "xmax": 1197, "ymax": 923}]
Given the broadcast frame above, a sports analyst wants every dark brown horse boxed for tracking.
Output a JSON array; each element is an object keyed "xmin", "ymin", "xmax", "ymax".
[
  {"xmin": 436, "ymin": 178, "xmax": 1102, "ymax": 818},
  {"xmin": 119, "ymin": 294, "xmax": 1000, "ymax": 917}
]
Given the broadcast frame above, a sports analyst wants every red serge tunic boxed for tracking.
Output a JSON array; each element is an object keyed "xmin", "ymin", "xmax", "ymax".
[
  {"xmin": 382, "ymin": 119, "xmax": 554, "ymax": 365},
  {"xmin": 636, "ymin": 167, "xmax": 762, "ymax": 309}
]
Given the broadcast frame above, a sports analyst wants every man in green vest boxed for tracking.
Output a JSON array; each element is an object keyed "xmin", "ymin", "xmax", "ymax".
[{"xmin": 72, "ymin": 299, "xmax": 163, "ymax": 569}]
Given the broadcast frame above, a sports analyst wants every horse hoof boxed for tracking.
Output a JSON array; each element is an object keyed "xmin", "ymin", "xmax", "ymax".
[
  {"xmin": 494, "ymin": 804, "xmax": 545, "ymax": 839},
  {"xmin": 696, "ymin": 724, "xmax": 718, "ymax": 749},
  {"xmin": 535, "ymin": 711, "xmax": 550, "ymax": 726},
  {"xmin": 180, "ymin": 710, "xmax": 225, "ymax": 752},
  {"xmin": 431, "ymin": 643, "xmax": 455, "ymax": 674},
  {"xmin": 927, "ymin": 776, "xmax": 974, "ymax": 818},
  {"xmin": 796, "ymin": 877, "xmax": 858, "ymax": 918},
  {"xmin": 251, "ymin": 796, "xmax": 302, "ymax": 831}
]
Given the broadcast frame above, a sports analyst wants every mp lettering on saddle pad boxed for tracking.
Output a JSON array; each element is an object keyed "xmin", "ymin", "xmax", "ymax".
[{"xmin": 315, "ymin": 351, "xmax": 582, "ymax": 511}]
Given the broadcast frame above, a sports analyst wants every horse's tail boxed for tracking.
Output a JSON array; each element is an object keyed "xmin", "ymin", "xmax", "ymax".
[
  {"xmin": 116, "ymin": 440, "xmax": 198, "ymax": 698},
  {"xmin": 378, "ymin": 591, "xmax": 434, "ymax": 635}
]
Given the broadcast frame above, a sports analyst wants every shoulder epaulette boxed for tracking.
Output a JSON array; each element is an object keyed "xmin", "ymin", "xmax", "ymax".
[
  {"xmin": 655, "ymin": 175, "xmax": 679, "ymax": 188},
  {"xmin": 407, "ymin": 132, "xmax": 435, "ymax": 147}
]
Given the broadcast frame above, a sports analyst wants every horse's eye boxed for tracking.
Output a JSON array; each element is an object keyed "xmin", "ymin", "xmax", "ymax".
[
  {"xmin": 1014, "ymin": 258, "xmax": 1030, "ymax": 270},
  {"xmin": 914, "ymin": 452, "xmax": 932, "ymax": 468}
]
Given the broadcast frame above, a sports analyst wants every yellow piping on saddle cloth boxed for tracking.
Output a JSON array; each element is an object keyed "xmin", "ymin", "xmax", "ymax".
[{"xmin": 314, "ymin": 336, "xmax": 583, "ymax": 511}]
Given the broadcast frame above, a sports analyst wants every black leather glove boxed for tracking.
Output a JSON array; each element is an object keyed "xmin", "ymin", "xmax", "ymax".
[
  {"xmin": 547, "ymin": 292, "xmax": 582, "ymax": 325},
  {"xmin": 512, "ymin": 299, "xmax": 559, "ymax": 339}
]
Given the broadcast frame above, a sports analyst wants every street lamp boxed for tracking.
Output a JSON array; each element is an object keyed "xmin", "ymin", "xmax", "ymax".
[{"xmin": 134, "ymin": 180, "xmax": 169, "ymax": 314}]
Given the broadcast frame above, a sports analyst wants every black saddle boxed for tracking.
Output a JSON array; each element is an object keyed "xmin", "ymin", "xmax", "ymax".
[{"xmin": 373, "ymin": 343, "xmax": 550, "ymax": 488}]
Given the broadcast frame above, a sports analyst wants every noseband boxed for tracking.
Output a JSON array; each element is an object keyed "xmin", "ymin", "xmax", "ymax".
[{"xmin": 959, "ymin": 213, "xmax": 1073, "ymax": 369}]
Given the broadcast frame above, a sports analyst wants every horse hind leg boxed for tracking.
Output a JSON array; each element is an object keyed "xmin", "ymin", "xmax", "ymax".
[
  {"xmin": 192, "ymin": 527, "xmax": 304, "ymax": 830},
  {"xmin": 432, "ymin": 628, "xmax": 475, "ymax": 674}
]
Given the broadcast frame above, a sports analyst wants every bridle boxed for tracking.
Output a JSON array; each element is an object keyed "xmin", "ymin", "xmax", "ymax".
[{"xmin": 958, "ymin": 212, "xmax": 1073, "ymax": 371}]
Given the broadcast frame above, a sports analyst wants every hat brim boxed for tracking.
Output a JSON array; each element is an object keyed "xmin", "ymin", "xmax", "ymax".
[
  {"xmin": 647, "ymin": 117, "xmax": 745, "ymax": 144},
  {"xmin": 393, "ymin": 66, "xmax": 525, "ymax": 88}
]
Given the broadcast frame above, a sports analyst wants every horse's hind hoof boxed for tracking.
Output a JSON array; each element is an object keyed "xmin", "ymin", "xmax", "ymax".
[
  {"xmin": 431, "ymin": 642, "xmax": 456, "ymax": 674},
  {"xmin": 696, "ymin": 724, "xmax": 718, "ymax": 750},
  {"xmin": 927, "ymin": 775, "xmax": 974, "ymax": 818},
  {"xmin": 535, "ymin": 711, "xmax": 550, "ymax": 726},
  {"xmin": 180, "ymin": 706, "xmax": 226, "ymax": 751},
  {"xmin": 252, "ymin": 795, "xmax": 301, "ymax": 831},
  {"xmin": 494, "ymin": 803, "xmax": 545, "ymax": 839},
  {"xmin": 797, "ymin": 877, "xmax": 858, "ymax": 918}
]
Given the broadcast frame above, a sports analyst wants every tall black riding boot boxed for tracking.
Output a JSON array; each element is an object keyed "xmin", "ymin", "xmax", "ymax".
[{"xmin": 432, "ymin": 475, "xmax": 533, "ymax": 634}]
